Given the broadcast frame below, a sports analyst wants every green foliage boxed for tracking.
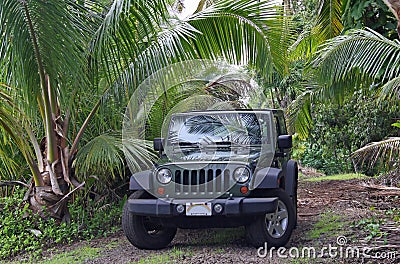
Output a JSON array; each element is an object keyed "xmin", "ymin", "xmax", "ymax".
[
  {"xmin": 297, "ymin": 91, "xmax": 400, "ymax": 175},
  {"xmin": 0, "ymin": 141, "xmax": 29, "ymax": 182},
  {"xmin": 291, "ymin": 0, "xmax": 319, "ymax": 33},
  {"xmin": 391, "ymin": 121, "xmax": 400, "ymax": 129},
  {"xmin": 74, "ymin": 133, "xmax": 124, "ymax": 180},
  {"xmin": 300, "ymin": 143, "xmax": 350, "ymax": 175},
  {"xmin": 305, "ymin": 173, "xmax": 367, "ymax": 182},
  {"xmin": 354, "ymin": 216, "xmax": 387, "ymax": 242},
  {"xmin": 342, "ymin": 0, "xmax": 397, "ymax": 39},
  {"xmin": 354, "ymin": 207, "xmax": 399, "ymax": 242},
  {"xmin": 385, "ymin": 207, "xmax": 400, "ymax": 223},
  {"xmin": 135, "ymin": 247, "xmax": 191, "ymax": 264},
  {"xmin": 40, "ymin": 246, "xmax": 101, "ymax": 264},
  {"xmin": 290, "ymin": 0, "xmax": 343, "ymax": 60},
  {"xmin": 0, "ymin": 188, "xmax": 123, "ymax": 260},
  {"xmin": 307, "ymin": 212, "xmax": 344, "ymax": 239}
]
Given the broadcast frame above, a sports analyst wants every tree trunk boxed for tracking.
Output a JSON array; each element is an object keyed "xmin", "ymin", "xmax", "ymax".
[
  {"xmin": 383, "ymin": 0, "xmax": 400, "ymax": 38},
  {"xmin": 27, "ymin": 112, "xmax": 83, "ymax": 221}
]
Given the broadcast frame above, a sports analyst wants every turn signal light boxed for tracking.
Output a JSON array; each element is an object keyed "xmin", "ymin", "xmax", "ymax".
[
  {"xmin": 157, "ymin": 187, "xmax": 165, "ymax": 195},
  {"xmin": 240, "ymin": 186, "xmax": 248, "ymax": 194}
]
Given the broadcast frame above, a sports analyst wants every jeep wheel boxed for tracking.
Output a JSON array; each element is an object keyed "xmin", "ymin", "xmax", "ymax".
[
  {"xmin": 122, "ymin": 191, "xmax": 177, "ymax": 249},
  {"xmin": 246, "ymin": 189, "xmax": 295, "ymax": 248}
]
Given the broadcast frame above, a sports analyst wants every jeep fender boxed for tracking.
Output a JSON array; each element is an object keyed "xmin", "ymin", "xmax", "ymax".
[
  {"xmin": 129, "ymin": 170, "xmax": 152, "ymax": 190},
  {"xmin": 284, "ymin": 160, "xmax": 298, "ymax": 199},
  {"xmin": 252, "ymin": 167, "xmax": 283, "ymax": 189}
]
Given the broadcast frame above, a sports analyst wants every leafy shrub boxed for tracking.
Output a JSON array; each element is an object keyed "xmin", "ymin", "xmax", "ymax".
[
  {"xmin": 0, "ymin": 187, "xmax": 123, "ymax": 260},
  {"xmin": 296, "ymin": 91, "xmax": 400, "ymax": 175}
]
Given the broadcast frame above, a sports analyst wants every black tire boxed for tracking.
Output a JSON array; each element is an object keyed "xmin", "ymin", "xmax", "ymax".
[
  {"xmin": 246, "ymin": 189, "xmax": 295, "ymax": 248},
  {"xmin": 122, "ymin": 191, "xmax": 177, "ymax": 249},
  {"xmin": 293, "ymin": 181, "xmax": 298, "ymax": 227}
]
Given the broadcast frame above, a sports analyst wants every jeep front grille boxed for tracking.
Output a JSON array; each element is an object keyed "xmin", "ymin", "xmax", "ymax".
[{"xmin": 173, "ymin": 168, "xmax": 232, "ymax": 196}]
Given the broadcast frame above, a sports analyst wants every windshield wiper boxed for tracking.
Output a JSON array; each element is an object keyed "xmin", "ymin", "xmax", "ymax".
[
  {"xmin": 178, "ymin": 142, "xmax": 199, "ymax": 147},
  {"xmin": 171, "ymin": 141, "xmax": 261, "ymax": 151}
]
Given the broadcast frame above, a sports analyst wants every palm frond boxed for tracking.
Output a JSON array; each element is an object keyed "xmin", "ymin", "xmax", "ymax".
[
  {"xmin": 122, "ymin": 138, "xmax": 157, "ymax": 173},
  {"xmin": 96, "ymin": 0, "xmax": 290, "ymax": 103},
  {"xmin": 188, "ymin": 0, "xmax": 284, "ymax": 77},
  {"xmin": 313, "ymin": 28, "xmax": 400, "ymax": 88},
  {"xmin": 351, "ymin": 137, "xmax": 400, "ymax": 170},
  {"xmin": 0, "ymin": 90, "xmax": 41, "ymax": 183},
  {"xmin": 288, "ymin": 28, "xmax": 400, "ymax": 138},
  {"xmin": 290, "ymin": 0, "xmax": 343, "ymax": 59},
  {"xmin": 91, "ymin": 0, "xmax": 171, "ymax": 83},
  {"xmin": 1, "ymin": 0, "xmax": 94, "ymax": 109},
  {"xmin": 377, "ymin": 76, "xmax": 400, "ymax": 101},
  {"xmin": 315, "ymin": 0, "xmax": 343, "ymax": 40},
  {"xmin": 74, "ymin": 133, "xmax": 125, "ymax": 180},
  {"xmin": 287, "ymin": 90, "xmax": 313, "ymax": 138},
  {"xmin": 0, "ymin": 138, "xmax": 26, "ymax": 181}
]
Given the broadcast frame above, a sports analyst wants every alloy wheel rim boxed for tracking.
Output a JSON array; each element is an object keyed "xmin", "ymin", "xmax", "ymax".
[{"xmin": 265, "ymin": 200, "xmax": 289, "ymax": 238}]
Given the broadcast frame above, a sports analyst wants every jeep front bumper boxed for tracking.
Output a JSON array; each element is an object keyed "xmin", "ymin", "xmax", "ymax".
[{"xmin": 127, "ymin": 197, "xmax": 278, "ymax": 217}]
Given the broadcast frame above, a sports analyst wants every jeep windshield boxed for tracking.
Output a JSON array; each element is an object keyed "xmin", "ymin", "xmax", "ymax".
[{"xmin": 164, "ymin": 111, "xmax": 275, "ymax": 162}]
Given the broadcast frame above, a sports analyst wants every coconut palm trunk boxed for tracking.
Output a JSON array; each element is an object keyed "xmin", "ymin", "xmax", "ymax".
[
  {"xmin": 0, "ymin": 0, "xmax": 94, "ymax": 220},
  {"xmin": 24, "ymin": 3, "xmax": 70, "ymax": 218}
]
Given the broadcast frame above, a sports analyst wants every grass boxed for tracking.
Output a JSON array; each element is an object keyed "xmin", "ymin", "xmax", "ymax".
[
  {"xmin": 305, "ymin": 173, "xmax": 367, "ymax": 182},
  {"xmin": 307, "ymin": 212, "xmax": 346, "ymax": 239},
  {"xmin": 133, "ymin": 247, "xmax": 190, "ymax": 264},
  {"xmin": 105, "ymin": 241, "xmax": 120, "ymax": 249},
  {"xmin": 41, "ymin": 246, "xmax": 101, "ymax": 264}
]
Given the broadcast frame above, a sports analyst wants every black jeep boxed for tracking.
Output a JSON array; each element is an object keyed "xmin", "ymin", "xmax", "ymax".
[{"xmin": 122, "ymin": 109, "xmax": 298, "ymax": 249}]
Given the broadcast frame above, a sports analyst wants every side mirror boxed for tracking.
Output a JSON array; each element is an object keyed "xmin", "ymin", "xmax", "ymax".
[
  {"xmin": 153, "ymin": 138, "xmax": 164, "ymax": 152},
  {"xmin": 278, "ymin": 135, "xmax": 292, "ymax": 150}
]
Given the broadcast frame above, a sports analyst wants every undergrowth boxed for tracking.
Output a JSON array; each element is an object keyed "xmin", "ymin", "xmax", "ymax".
[{"xmin": 0, "ymin": 187, "xmax": 123, "ymax": 260}]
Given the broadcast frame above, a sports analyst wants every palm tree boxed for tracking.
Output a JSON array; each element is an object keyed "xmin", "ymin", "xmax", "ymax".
[
  {"xmin": 289, "ymin": 0, "xmax": 400, "ymax": 169},
  {"xmin": 0, "ymin": 0, "xmax": 289, "ymax": 220},
  {"xmin": 284, "ymin": 0, "xmax": 343, "ymax": 136},
  {"xmin": 312, "ymin": 28, "xmax": 400, "ymax": 170}
]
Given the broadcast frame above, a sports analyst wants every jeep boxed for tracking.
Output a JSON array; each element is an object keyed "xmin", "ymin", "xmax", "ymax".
[{"xmin": 122, "ymin": 109, "xmax": 298, "ymax": 249}]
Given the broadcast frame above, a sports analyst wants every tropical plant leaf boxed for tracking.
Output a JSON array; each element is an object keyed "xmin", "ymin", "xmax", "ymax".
[
  {"xmin": 122, "ymin": 137, "xmax": 157, "ymax": 173},
  {"xmin": 1, "ymin": 0, "xmax": 95, "ymax": 110},
  {"xmin": 377, "ymin": 75, "xmax": 400, "ymax": 101},
  {"xmin": 95, "ymin": 0, "xmax": 289, "ymax": 102},
  {"xmin": 313, "ymin": 28, "xmax": 400, "ymax": 88},
  {"xmin": 315, "ymin": 0, "xmax": 343, "ymax": 39},
  {"xmin": 287, "ymin": 89, "xmax": 313, "ymax": 138},
  {"xmin": 74, "ymin": 133, "xmax": 125, "ymax": 180},
  {"xmin": 290, "ymin": 0, "xmax": 343, "ymax": 59},
  {"xmin": 351, "ymin": 137, "xmax": 400, "ymax": 170},
  {"xmin": 0, "ymin": 89, "xmax": 41, "ymax": 183},
  {"xmin": 288, "ymin": 28, "xmax": 400, "ymax": 138},
  {"xmin": 392, "ymin": 121, "xmax": 400, "ymax": 128}
]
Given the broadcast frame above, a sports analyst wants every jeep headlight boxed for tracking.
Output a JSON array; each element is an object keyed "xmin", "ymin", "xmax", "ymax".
[
  {"xmin": 156, "ymin": 168, "xmax": 172, "ymax": 184},
  {"xmin": 233, "ymin": 167, "xmax": 250, "ymax": 183}
]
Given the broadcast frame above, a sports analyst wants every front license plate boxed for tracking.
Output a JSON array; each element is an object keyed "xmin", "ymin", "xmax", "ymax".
[{"xmin": 185, "ymin": 202, "xmax": 212, "ymax": 216}]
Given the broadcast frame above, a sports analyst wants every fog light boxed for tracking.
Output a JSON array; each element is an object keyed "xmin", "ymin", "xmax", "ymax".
[
  {"xmin": 240, "ymin": 186, "xmax": 248, "ymax": 194},
  {"xmin": 214, "ymin": 203, "xmax": 223, "ymax": 213},
  {"xmin": 176, "ymin": 204, "xmax": 185, "ymax": 214}
]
